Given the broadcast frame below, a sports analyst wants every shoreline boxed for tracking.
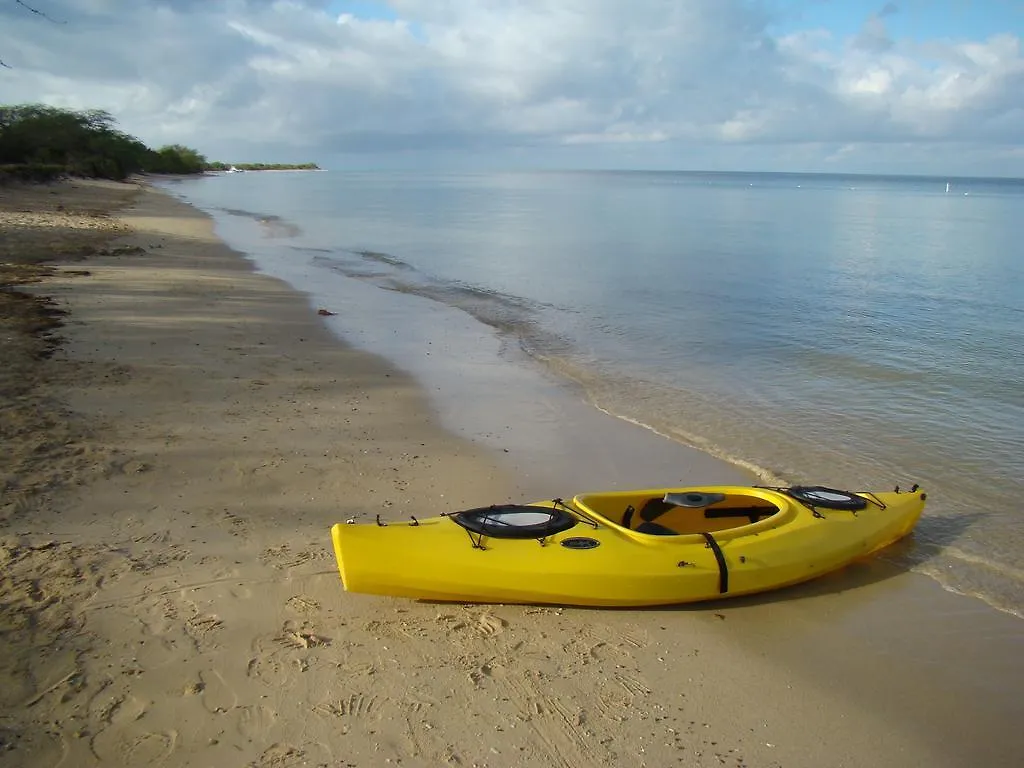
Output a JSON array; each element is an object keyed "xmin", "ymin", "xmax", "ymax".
[{"xmin": 2, "ymin": 180, "xmax": 1022, "ymax": 767}]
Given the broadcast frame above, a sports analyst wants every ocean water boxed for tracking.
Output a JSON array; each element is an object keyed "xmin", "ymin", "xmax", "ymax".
[{"xmin": 164, "ymin": 170, "xmax": 1024, "ymax": 617}]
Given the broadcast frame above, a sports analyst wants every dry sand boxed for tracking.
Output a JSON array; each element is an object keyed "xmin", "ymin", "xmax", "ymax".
[{"xmin": 2, "ymin": 180, "xmax": 1022, "ymax": 768}]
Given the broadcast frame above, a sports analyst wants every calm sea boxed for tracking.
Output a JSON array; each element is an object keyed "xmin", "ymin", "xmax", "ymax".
[{"xmin": 164, "ymin": 170, "xmax": 1024, "ymax": 618}]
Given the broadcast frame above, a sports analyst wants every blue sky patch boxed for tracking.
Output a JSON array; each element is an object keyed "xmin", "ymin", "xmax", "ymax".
[
  {"xmin": 769, "ymin": 0, "xmax": 1024, "ymax": 42},
  {"xmin": 326, "ymin": 0, "xmax": 398, "ymax": 22}
]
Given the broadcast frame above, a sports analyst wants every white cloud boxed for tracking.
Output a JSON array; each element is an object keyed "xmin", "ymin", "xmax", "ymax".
[{"xmin": 0, "ymin": 0, "xmax": 1021, "ymax": 173}]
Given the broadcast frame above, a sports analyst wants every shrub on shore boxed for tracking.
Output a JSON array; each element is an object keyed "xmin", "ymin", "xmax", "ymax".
[
  {"xmin": 0, "ymin": 104, "xmax": 206, "ymax": 181},
  {"xmin": 0, "ymin": 163, "xmax": 67, "ymax": 184}
]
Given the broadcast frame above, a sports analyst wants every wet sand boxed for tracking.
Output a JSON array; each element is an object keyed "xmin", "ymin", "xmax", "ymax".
[{"xmin": 1, "ymin": 179, "xmax": 1021, "ymax": 767}]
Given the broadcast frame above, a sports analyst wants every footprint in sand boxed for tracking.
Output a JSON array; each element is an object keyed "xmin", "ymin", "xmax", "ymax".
[
  {"xmin": 285, "ymin": 595, "xmax": 321, "ymax": 614},
  {"xmin": 88, "ymin": 691, "xmax": 146, "ymax": 726},
  {"xmin": 89, "ymin": 696, "xmax": 178, "ymax": 765},
  {"xmin": 255, "ymin": 743, "xmax": 306, "ymax": 768},
  {"xmin": 311, "ymin": 693, "xmax": 377, "ymax": 719},
  {"xmin": 247, "ymin": 636, "xmax": 294, "ymax": 688},
  {"xmin": 475, "ymin": 613, "xmax": 507, "ymax": 637},
  {"xmin": 131, "ymin": 530, "xmax": 170, "ymax": 545},
  {"xmin": 183, "ymin": 604, "xmax": 224, "ymax": 649},
  {"xmin": 229, "ymin": 583, "xmax": 253, "ymax": 599},
  {"xmin": 199, "ymin": 669, "xmax": 237, "ymax": 714},
  {"xmin": 593, "ymin": 686, "xmax": 634, "ymax": 723},
  {"xmin": 403, "ymin": 694, "xmax": 439, "ymax": 714},
  {"xmin": 246, "ymin": 653, "xmax": 289, "ymax": 688},
  {"xmin": 236, "ymin": 704, "xmax": 278, "ymax": 741},
  {"xmin": 612, "ymin": 670, "xmax": 652, "ymax": 699},
  {"xmin": 469, "ymin": 661, "xmax": 507, "ymax": 686},
  {"xmin": 91, "ymin": 729, "xmax": 177, "ymax": 765},
  {"xmin": 260, "ymin": 545, "xmax": 319, "ymax": 570},
  {"xmin": 122, "ymin": 731, "xmax": 177, "ymax": 764},
  {"xmin": 138, "ymin": 597, "xmax": 178, "ymax": 637},
  {"xmin": 616, "ymin": 628, "xmax": 648, "ymax": 650},
  {"xmin": 276, "ymin": 618, "xmax": 330, "ymax": 649}
]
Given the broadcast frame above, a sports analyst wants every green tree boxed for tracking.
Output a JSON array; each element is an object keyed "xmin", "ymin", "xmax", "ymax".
[
  {"xmin": 0, "ymin": 103, "xmax": 206, "ymax": 181},
  {"xmin": 148, "ymin": 144, "xmax": 208, "ymax": 174}
]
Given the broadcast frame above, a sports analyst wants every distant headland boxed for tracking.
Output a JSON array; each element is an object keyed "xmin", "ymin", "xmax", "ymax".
[{"xmin": 206, "ymin": 162, "xmax": 321, "ymax": 173}]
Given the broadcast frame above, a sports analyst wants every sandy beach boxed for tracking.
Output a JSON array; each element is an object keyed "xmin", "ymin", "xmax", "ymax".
[{"xmin": 2, "ymin": 179, "xmax": 1022, "ymax": 768}]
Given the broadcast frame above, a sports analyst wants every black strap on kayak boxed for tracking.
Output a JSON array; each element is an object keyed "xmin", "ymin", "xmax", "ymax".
[
  {"xmin": 554, "ymin": 497, "xmax": 598, "ymax": 529},
  {"xmin": 701, "ymin": 532, "xmax": 729, "ymax": 594}
]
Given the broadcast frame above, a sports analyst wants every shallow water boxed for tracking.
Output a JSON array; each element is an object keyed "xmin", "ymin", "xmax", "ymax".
[{"xmin": 164, "ymin": 170, "xmax": 1024, "ymax": 617}]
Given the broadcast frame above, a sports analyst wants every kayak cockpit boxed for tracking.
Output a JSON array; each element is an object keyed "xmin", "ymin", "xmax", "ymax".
[
  {"xmin": 573, "ymin": 490, "xmax": 780, "ymax": 536},
  {"xmin": 450, "ymin": 504, "xmax": 580, "ymax": 539}
]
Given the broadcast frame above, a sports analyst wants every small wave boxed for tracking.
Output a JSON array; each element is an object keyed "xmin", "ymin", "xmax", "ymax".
[
  {"xmin": 289, "ymin": 246, "xmax": 334, "ymax": 254},
  {"xmin": 383, "ymin": 281, "xmax": 571, "ymax": 352},
  {"xmin": 215, "ymin": 207, "xmax": 302, "ymax": 238},
  {"xmin": 911, "ymin": 561, "xmax": 1024, "ymax": 620},
  {"xmin": 876, "ymin": 533, "xmax": 1024, "ymax": 620},
  {"xmin": 355, "ymin": 250, "xmax": 415, "ymax": 270},
  {"xmin": 217, "ymin": 206, "xmax": 267, "ymax": 219},
  {"xmin": 315, "ymin": 250, "xmax": 574, "ymax": 354},
  {"xmin": 939, "ymin": 546, "xmax": 1024, "ymax": 583}
]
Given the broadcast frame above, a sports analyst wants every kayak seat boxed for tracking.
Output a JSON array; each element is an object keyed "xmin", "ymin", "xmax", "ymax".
[
  {"xmin": 636, "ymin": 520, "xmax": 677, "ymax": 536},
  {"xmin": 704, "ymin": 505, "xmax": 778, "ymax": 524},
  {"xmin": 639, "ymin": 498, "xmax": 677, "ymax": 522},
  {"xmin": 635, "ymin": 499, "xmax": 684, "ymax": 535}
]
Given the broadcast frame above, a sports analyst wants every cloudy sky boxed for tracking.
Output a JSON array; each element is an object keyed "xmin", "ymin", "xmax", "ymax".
[{"xmin": 2, "ymin": 0, "xmax": 1022, "ymax": 175}]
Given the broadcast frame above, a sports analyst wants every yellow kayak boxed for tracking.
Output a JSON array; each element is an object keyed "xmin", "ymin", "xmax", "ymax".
[{"xmin": 330, "ymin": 484, "xmax": 926, "ymax": 607}]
